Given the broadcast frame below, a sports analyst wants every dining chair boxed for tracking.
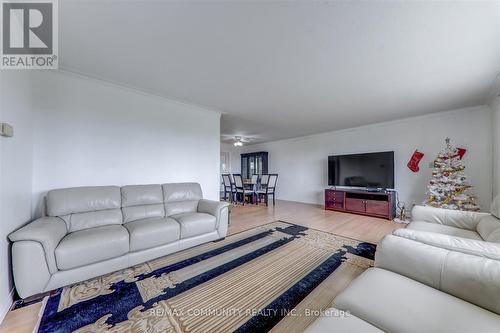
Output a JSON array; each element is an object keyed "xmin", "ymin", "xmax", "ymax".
[
  {"xmin": 245, "ymin": 174, "xmax": 259, "ymax": 191},
  {"xmin": 260, "ymin": 174, "xmax": 270, "ymax": 190},
  {"xmin": 221, "ymin": 174, "xmax": 235, "ymax": 202},
  {"xmin": 256, "ymin": 174, "xmax": 278, "ymax": 206},
  {"xmin": 233, "ymin": 174, "xmax": 255, "ymax": 205}
]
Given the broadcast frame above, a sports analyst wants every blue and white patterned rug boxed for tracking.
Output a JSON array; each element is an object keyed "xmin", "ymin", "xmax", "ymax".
[{"xmin": 34, "ymin": 221, "xmax": 376, "ymax": 333}]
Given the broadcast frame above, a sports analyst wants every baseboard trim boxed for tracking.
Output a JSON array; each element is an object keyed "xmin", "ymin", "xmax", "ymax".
[{"xmin": 0, "ymin": 288, "xmax": 15, "ymax": 325}]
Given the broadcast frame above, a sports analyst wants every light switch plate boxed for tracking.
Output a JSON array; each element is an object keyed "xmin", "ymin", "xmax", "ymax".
[{"xmin": 0, "ymin": 123, "xmax": 14, "ymax": 137}]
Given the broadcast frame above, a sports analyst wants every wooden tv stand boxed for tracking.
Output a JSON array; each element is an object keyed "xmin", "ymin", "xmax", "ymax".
[{"xmin": 325, "ymin": 188, "xmax": 396, "ymax": 220}]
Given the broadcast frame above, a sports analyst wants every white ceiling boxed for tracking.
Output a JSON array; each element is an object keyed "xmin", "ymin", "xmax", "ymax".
[{"xmin": 59, "ymin": 1, "xmax": 500, "ymax": 144}]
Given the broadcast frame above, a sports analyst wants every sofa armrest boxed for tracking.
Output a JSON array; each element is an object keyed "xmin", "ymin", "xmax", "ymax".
[
  {"xmin": 394, "ymin": 228, "xmax": 500, "ymax": 261},
  {"xmin": 9, "ymin": 217, "xmax": 67, "ymax": 273},
  {"xmin": 411, "ymin": 205, "xmax": 489, "ymax": 230},
  {"xmin": 375, "ymin": 234, "xmax": 500, "ymax": 314},
  {"xmin": 198, "ymin": 199, "xmax": 230, "ymax": 237}
]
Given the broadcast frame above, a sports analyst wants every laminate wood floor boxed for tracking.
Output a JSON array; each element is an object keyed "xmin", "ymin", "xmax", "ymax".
[{"xmin": 228, "ymin": 199, "xmax": 404, "ymax": 244}]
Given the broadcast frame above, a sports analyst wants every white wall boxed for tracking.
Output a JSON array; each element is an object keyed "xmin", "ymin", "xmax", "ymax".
[
  {"xmin": 0, "ymin": 72, "xmax": 34, "ymax": 320},
  {"xmin": 220, "ymin": 143, "xmax": 242, "ymax": 174},
  {"xmin": 31, "ymin": 71, "xmax": 221, "ymax": 216},
  {"xmin": 491, "ymin": 96, "xmax": 500, "ymax": 198},
  {"xmin": 242, "ymin": 106, "xmax": 493, "ymax": 211}
]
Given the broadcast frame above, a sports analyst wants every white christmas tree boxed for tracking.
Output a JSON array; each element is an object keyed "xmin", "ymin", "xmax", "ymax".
[{"xmin": 425, "ymin": 138, "xmax": 480, "ymax": 211}]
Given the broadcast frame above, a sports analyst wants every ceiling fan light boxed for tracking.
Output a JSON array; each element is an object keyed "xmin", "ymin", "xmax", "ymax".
[{"xmin": 234, "ymin": 141, "xmax": 243, "ymax": 147}]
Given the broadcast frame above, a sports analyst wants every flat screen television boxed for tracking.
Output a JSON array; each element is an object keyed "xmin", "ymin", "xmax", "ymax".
[{"xmin": 328, "ymin": 151, "xmax": 394, "ymax": 189}]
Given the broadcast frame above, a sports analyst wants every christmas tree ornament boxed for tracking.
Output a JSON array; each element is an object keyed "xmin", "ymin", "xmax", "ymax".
[
  {"xmin": 407, "ymin": 150, "xmax": 424, "ymax": 172},
  {"xmin": 424, "ymin": 138, "xmax": 480, "ymax": 211},
  {"xmin": 399, "ymin": 203, "xmax": 406, "ymax": 221}
]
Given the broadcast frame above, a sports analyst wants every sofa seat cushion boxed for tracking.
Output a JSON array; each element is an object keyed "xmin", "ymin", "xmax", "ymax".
[
  {"xmin": 171, "ymin": 212, "xmax": 216, "ymax": 238},
  {"xmin": 408, "ymin": 221, "xmax": 482, "ymax": 240},
  {"xmin": 304, "ymin": 308, "xmax": 382, "ymax": 333},
  {"xmin": 55, "ymin": 225, "xmax": 129, "ymax": 270},
  {"xmin": 333, "ymin": 268, "xmax": 500, "ymax": 332},
  {"xmin": 124, "ymin": 217, "xmax": 180, "ymax": 252}
]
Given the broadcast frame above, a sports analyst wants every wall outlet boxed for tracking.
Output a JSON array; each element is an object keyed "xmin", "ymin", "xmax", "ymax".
[{"xmin": 0, "ymin": 123, "xmax": 14, "ymax": 137}]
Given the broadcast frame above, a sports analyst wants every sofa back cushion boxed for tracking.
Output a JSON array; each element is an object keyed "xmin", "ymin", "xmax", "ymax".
[
  {"xmin": 477, "ymin": 215, "xmax": 500, "ymax": 243},
  {"xmin": 163, "ymin": 183, "xmax": 202, "ymax": 216},
  {"xmin": 121, "ymin": 184, "xmax": 165, "ymax": 223},
  {"xmin": 46, "ymin": 186, "xmax": 122, "ymax": 232}
]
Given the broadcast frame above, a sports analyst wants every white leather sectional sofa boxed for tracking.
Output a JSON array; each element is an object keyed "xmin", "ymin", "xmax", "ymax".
[
  {"xmin": 307, "ymin": 199, "xmax": 500, "ymax": 332},
  {"xmin": 403, "ymin": 203, "xmax": 500, "ymax": 242},
  {"xmin": 393, "ymin": 201, "xmax": 500, "ymax": 261},
  {"xmin": 9, "ymin": 183, "xmax": 229, "ymax": 298},
  {"xmin": 307, "ymin": 234, "xmax": 500, "ymax": 332}
]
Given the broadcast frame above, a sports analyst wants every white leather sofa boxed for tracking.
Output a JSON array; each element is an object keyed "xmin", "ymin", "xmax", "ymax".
[
  {"xmin": 405, "ymin": 201, "xmax": 500, "ymax": 242},
  {"xmin": 305, "ymin": 234, "xmax": 500, "ymax": 332},
  {"xmin": 392, "ymin": 198, "xmax": 500, "ymax": 260},
  {"xmin": 9, "ymin": 183, "xmax": 229, "ymax": 298}
]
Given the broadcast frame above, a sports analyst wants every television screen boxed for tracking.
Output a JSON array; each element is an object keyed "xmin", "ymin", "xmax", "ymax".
[{"xmin": 328, "ymin": 151, "xmax": 394, "ymax": 189}]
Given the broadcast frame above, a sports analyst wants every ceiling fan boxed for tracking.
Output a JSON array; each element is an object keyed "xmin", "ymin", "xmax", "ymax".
[
  {"xmin": 233, "ymin": 136, "xmax": 244, "ymax": 147},
  {"xmin": 220, "ymin": 134, "xmax": 258, "ymax": 146},
  {"xmin": 232, "ymin": 136, "xmax": 258, "ymax": 147}
]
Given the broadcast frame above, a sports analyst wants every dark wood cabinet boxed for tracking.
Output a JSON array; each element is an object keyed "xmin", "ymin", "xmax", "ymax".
[
  {"xmin": 325, "ymin": 189, "xmax": 395, "ymax": 220},
  {"xmin": 241, "ymin": 152, "xmax": 268, "ymax": 179},
  {"xmin": 345, "ymin": 198, "xmax": 366, "ymax": 212},
  {"xmin": 325, "ymin": 190, "xmax": 344, "ymax": 210},
  {"xmin": 365, "ymin": 200, "xmax": 390, "ymax": 216}
]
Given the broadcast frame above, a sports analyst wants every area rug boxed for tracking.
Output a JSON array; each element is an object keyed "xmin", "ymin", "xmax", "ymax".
[{"xmin": 35, "ymin": 221, "xmax": 376, "ymax": 333}]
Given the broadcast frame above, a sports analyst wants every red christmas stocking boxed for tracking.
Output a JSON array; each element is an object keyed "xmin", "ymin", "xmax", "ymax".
[
  {"xmin": 407, "ymin": 150, "xmax": 424, "ymax": 172},
  {"xmin": 457, "ymin": 148, "xmax": 466, "ymax": 159}
]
